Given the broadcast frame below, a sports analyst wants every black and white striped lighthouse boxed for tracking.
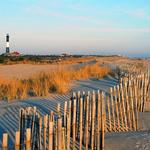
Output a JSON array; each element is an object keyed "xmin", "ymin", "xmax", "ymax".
[{"xmin": 6, "ymin": 33, "xmax": 10, "ymax": 53}]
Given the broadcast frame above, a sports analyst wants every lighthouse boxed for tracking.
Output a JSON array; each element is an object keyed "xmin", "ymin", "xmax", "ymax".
[{"xmin": 6, "ymin": 33, "xmax": 10, "ymax": 53}]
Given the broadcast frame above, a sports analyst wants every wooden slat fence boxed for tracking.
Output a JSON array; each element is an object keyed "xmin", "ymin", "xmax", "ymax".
[
  {"xmin": 1, "ymin": 91, "xmax": 106, "ymax": 150},
  {"xmin": 1, "ymin": 71, "xmax": 149, "ymax": 150},
  {"xmin": 121, "ymin": 71, "xmax": 150, "ymax": 112}
]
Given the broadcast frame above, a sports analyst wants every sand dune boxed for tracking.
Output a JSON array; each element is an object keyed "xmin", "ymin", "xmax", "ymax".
[
  {"xmin": 0, "ymin": 56, "xmax": 149, "ymax": 149},
  {"xmin": 0, "ymin": 76, "xmax": 117, "ymax": 147},
  {"xmin": 0, "ymin": 75, "xmax": 150, "ymax": 150}
]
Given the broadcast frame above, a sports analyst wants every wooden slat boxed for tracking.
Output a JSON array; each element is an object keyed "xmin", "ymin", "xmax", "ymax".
[
  {"xmin": 57, "ymin": 118, "xmax": 62, "ymax": 150},
  {"xmin": 110, "ymin": 88, "xmax": 116, "ymax": 131},
  {"xmin": 120, "ymin": 83, "xmax": 128, "ymax": 131},
  {"xmin": 113, "ymin": 86, "xmax": 120, "ymax": 131},
  {"xmin": 2, "ymin": 133, "xmax": 8, "ymax": 150},
  {"xmin": 133, "ymin": 79, "xmax": 139, "ymax": 130},
  {"xmin": 100, "ymin": 115, "xmax": 105, "ymax": 150},
  {"xmin": 129, "ymin": 81, "xmax": 136, "ymax": 130},
  {"xmin": 48, "ymin": 121, "xmax": 53, "ymax": 150},
  {"xmin": 79, "ymin": 98, "xmax": 83, "ymax": 150},
  {"xmin": 91, "ymin": 91, "xmax": 96, "ymax": 150},
  {"xmin": 117, "ymin": 85, "xmax": 124, "ymax": 131},
  {"xmin": 124, "ymin": 82, "xmax": 131, "ymax": 130},
  {"xmin": 26, "ymin": 128, "xmax": 31, "ymax": 150},
  {"xmin": 64, "ymin": 101, "xmax": 67, "ymax": 127},
  {"xmin": 97, "ymin": 91, "xmax": 101, "ymax": 150},
  {"xmin": 85, "ymin": 96, "xmax": 89, "ymax": 150},
  {"xmin": 44, "ymin": 115, "xmax": 48, "ymax": 150},
  {"xmin": 39, "ymin": 118, "xmax": 42, "ymax": 150},
  {"xmin": 15, "ymin": 131, "xmax": 20, "ymax": 150},
  {"xmin": 72, "ymin": 99, "xmax": 76, "ymax": 150},
  {"xmin": 66, "ymin": 115, "xmax": 70, "ymax": 150},
  {"xmin": 107, "ymin": 96, "xmax": 112, "ymax": 132}
]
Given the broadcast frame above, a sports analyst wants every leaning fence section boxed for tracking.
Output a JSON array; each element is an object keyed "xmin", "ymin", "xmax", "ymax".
[
  {"xmin": 121, "ymin": 71, "xmax": 150, "ymax": 112},
  {"xmin": 73, "ymin": 88, "xmax": 138, "ymax": 133},
  {"xmin": 1, "ymin": 91, "xmax": 106, "ymax": 150}
]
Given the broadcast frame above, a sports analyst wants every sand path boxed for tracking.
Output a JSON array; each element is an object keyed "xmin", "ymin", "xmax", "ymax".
[{"xmin": 105, "ymin": 112, "xmax": 150, "ymax": 150}]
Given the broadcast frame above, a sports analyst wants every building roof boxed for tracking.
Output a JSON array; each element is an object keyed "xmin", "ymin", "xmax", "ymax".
[{"xmin": 11, "ymin": 51, "xmax": 20, "ymax": 55}]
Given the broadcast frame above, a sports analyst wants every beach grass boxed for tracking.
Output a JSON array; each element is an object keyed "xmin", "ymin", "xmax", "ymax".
[{"xmin": 0, "ymin": 64, "xmax": 111, "ymax": 101}]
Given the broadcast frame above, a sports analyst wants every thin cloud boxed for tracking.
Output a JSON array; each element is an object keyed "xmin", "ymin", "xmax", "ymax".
[
  {"xmin": 131, "ymin": 10, "xmax": 146, "ymax": 18},
  {"xmin": 125, "ymin": 9, "xmax": 150, "ymax": 20},
  {"xmin": 63, "ymin": 27, "xmax": 150, "ymax": 33},
  {"xmin": 25, "ymin": 3, "xmax": 91, "ymax": 21},
  {"xmin": 49, "ymin": 12, "xmax": 90, "ymax": 21},
  {"xmin": 96, "ymin": 28, "xmax": 150, "ymax": 33}
]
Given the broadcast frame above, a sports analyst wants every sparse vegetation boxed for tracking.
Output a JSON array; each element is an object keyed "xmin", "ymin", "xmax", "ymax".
[
  {"xmin": 0, "ymin": 54, "xmax": 95, "ymax": 65},
  {"xmin": 0, "ymin": 64, "xmax": 111, "ymax": 101}
]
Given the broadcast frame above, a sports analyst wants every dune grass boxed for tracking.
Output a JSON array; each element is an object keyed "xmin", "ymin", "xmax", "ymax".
[{"xmin": 0, "ymin": 64, "xmax": 111, "ymax": 101}]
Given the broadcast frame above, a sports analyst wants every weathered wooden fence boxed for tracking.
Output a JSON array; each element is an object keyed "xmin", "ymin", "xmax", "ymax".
[
  {"xmin": 121, "ymin": 71, "xmax": 150, "ymax": 112},
  {"xmin": 1, "ymin": 71, "xmax": 149, "ymax": 150},
  {"xmin": 1, "ymin": 91, "xmax": 106, "ymax": 150},
  {"xmin": 105, "ymin": 71, "xmax": 149, "ymax": 132}
]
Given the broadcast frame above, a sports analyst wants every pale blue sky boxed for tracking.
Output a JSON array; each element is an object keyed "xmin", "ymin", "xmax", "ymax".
[{"xmin": 0, "ymin": 0, "xmax": 150, "ymax": 56}]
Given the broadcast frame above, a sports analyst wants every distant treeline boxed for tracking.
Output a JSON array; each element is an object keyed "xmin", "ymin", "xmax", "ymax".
[
  {"xmin": 0, "ymin": 54, "xmax": 81, "ymax": 64},
  {"xmin": 0, "ymin": 54, "xmax": 121, "ymax": 64}
]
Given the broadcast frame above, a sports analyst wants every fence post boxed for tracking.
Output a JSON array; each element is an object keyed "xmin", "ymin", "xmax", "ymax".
[
  {"xmin": 15, "ymin": 131, "xmax": 20, "ymax": 150},
  {"xmin": 137, "ymin": 75, "xmax": 141, "ymax": 111},
  {"xmin": 48, "ymin": 121, "xmax": 53, "ymax": 150},
  {"xmin": 129, "ymin": 81, "xmax": 136, "ymax": 130},
  {"xmin": 62, "ymin": 127, "xmax": 65, "ymax": 150},
  {"xmin": 64, "ymin": 101, "xmax": 67, "ymax": 127},
  {"xmin": 120, "ymin": 83, "xmax": 128, "ymax": 131},
  {"xmin": 19, "ymin": 109, "xmax": 25, "ymax": 150},
  {"xmin": 85, "ymin": 96, "xmax": 89, "ymax": 150},
  {"xmin": 68, "ymin": 100, "xmax": 72, "ymax": 123},
  {"xmin": 140, "ymin": 75, "xmax": 144, "ymax": 112},
  {"xmin": 79, "ymin": 98, "xmax": 83, "ymax": 150},
  {"xmin": 113, "ymin": 86, "xmax": 120, "ymax": 131},
  {"xmin": 57, "ymin": 118, "xmax": 62, "ymax": 150},
  {"xmin": 133, "ymin": 79, "xmax": 139, "ymax": 130},
  {"xmin": 117, "ymin": 85, "xmax": 124, "ymax": 131},
  {"xmin": 76, "ymin": 91, "xmax": 80, "ymax": 138},
  {"xmin": 72, "ymin": 99, "xmax": 77, "ymax": 150},
  {"xmin": 26, "ymin": 128, "xmax": 31, "ymax": 150},
  {"xmin": 143, "ymin": 73, "xmax": 148, "ymax": 111},
  {"xmin": 39, "ymin": 118, "xmax": 42, "ymax": 150},
  {"xmin": 2, "ymin": 133, "xmax": 8, "ymax": 150},
  {"xmin": 110, "ymin": 88, "xmax": 115, "ymax": 131},
  {"xmin": 124, "ymin": 82, "xmax": 131, "ymax": 130},
  {"xmin": 44, "ymin": 115, "xmax": 48, "ymax": 150},
  {"xmin": 97, "ymin": 91, "xmax": 101, "ymax": 150},
  {"xmin": 100, "ymin": 115, "xmax": 105, "ymax": 150},
  {"xmin": 91, "ymin": 91, "xmax": 96, "ymax": 150},
  {"xmin": 66, "ymin": 115, "xmax": 70, "ymax": 150},
  {"xmin": 107, "ymin": 96, "xmax": 112, "ymax": 132}
]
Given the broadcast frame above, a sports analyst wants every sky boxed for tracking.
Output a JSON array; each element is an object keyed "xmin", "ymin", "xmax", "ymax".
[{"xmin": 0, "ymin": 0, "xmax": 150, "ymax": 57}]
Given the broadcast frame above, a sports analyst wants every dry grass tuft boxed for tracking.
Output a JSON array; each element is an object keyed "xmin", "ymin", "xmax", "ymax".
[
  {"xmin": 73, "ymin": 64, "xmax": 111, "ymax": 80},
  {"xmin": 0, "ymin": 64, "xmax": 111, "ymax": 101}
]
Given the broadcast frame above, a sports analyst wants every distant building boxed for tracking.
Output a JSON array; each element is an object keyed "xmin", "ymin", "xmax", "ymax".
[
  {"xmin": 60, "ymin": 53, "xmax": 71, "ymax": 57},
  {"xmin": 1, "ymin": 34, "xmax": 21, "ymax": 57},
  {"xmin": 9, "ymin": 51, "xmax": 21, "ymax": 57},
  {"xmin": 3, "ymin": 51, "xmax": 21, "ymax": 57}
]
